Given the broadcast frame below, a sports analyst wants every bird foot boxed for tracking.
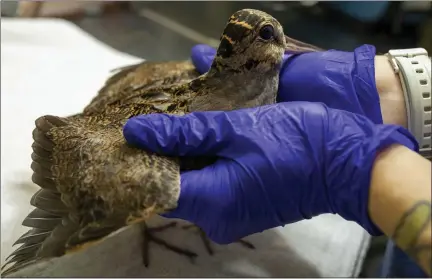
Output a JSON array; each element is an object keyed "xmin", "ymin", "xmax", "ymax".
[
  {"xmin": 141, "ymin": 222, "xmax": 198, "ymax": 267},
  {"xmin": 181, "ymin": 224, "xmax": 255, "ymax": 255},
  {"xmin": 236, "ymin": 239, "xmax": 256, "ymax": 250}
]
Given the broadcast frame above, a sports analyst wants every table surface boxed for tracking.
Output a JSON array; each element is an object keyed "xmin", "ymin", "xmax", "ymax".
[{"xmin": 1, "ymin": 18, "xmax": 370, "ymax": 277}]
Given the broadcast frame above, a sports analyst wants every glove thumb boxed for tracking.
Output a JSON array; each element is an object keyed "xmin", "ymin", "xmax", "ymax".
[
  {"xmin": 191, "ymin": 44, "xmax": 216, "ymax": 74},
  {"xmin": 123, "ymin": 112, "xmax": 233, "ymax": 157}
]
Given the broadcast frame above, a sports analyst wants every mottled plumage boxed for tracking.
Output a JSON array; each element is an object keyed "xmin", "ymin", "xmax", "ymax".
[
  {"xmin": 2, "ymin": 8, "xmax": 322, "ymax": 276},
  {"xmin": 84, "ymin": 60, "xmax": 200, "ymax": 115}
]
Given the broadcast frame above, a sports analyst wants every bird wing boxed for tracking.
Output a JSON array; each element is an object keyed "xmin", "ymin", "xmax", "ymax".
[
  {"xmin": 1, "ymin": 92, "xmax": 187, "ymax": 276},
  {"xmin": 83, "ymin": 60, "xmax": 200, "ymax": 115}
]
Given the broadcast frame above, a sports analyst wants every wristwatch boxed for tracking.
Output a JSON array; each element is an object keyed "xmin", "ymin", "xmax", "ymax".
[{"xmin": 386, "ymin": 48, "xmax": 432, "ymax": 160}]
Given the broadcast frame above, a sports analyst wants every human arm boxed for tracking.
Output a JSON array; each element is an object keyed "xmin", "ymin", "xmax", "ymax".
[
  {"xmin": 123, "ymin": 103, "xmax": 429, "ymax": 274},
  {"xmin": 369, "ymin": 144, "xmax": 431, "ymax": 276},
  {"xmin": 374, "ymin": 55, "xmax": 407, "ymax": 127}
]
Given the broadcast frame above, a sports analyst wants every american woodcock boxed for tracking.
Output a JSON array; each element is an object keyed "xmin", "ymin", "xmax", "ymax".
[{"xmin": 2, "ymin": 8, "xmax": 323, "ymax": 276}]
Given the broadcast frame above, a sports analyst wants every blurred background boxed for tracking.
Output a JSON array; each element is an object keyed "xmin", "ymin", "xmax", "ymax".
[
  {"xmin": 1, "ymin": 1, "xmax": 431, "ymax": 277},
  {"xmin": 1, "ymin": 1, "xmax": 431, "ymax": 61}
]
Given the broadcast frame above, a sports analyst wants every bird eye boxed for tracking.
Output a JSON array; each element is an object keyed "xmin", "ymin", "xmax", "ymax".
[{"xmin": 258, "ymin": 25, "xmax": 274, "ymax": 40}]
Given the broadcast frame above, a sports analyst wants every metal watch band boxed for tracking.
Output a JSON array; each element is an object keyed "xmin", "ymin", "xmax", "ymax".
[{"xmin": 387, "ymin": 48, "xmax": 432, "ymax": 159}]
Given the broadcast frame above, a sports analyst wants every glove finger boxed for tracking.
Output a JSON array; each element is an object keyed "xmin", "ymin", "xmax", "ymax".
[
  {"xmin": 161, "ymin": 168, "xmax": 215, "ymax": 221},
  {"xmin": 123, "ymin": 111, "xmax": 235, "ymax": 157},
  {"xmin": 162, "ymin": 160, "xmax": 241, "ymax": 244},
  {"xmin": 191, "ymin": 44, "xmax": 216, "ymax": 74}
]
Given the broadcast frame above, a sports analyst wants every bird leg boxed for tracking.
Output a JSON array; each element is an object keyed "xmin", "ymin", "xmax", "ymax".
[
  {"xmin": 181, "ymin": 224, "xmax": 255, "ymax": 255},
  {"xmin": 141, "ymin": 222, "xmax": 198, "ymax": 267}
]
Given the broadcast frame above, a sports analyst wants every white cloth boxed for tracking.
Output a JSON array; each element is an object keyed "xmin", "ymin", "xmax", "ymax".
[{"xmin": 1, "ymin": 18, "xmax": 371, "ymax": 277}]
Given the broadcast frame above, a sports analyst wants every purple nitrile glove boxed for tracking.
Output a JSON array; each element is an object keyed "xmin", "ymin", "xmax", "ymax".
[
  {"xmin": 190, "ymin": 44, "xmax": 383, "ymax": 124},
  {"xmin": 123, "ymin": 102, "xmax": 418, "ymax": 244}
]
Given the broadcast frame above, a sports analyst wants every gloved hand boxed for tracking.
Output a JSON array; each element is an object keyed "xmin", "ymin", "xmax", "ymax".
[
  {"xmin": 123, "ymin": 102, "xmax": 418, "ymax": 244},
  {"xmin": 190, "ymin": 44, "xmax": 383, "ymax": 124}
]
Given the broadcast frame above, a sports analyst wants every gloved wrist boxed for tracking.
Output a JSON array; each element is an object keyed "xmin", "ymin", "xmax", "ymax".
[
  {"xmin": 279, "ymin": 44, "xmax": 383, "ymax": 124},
  {"xmin": 272, "ymin": 106, "xmax": 419, "ymax": 236},
  {"xmin": 323, "ymin": 115, "xmax": 419, "ymax": 235}
]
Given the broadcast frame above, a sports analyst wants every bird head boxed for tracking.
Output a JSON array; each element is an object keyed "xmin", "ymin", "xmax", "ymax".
[{"xmin": 210, "ymin": 9, "xmax": 287, "ymax": 73}]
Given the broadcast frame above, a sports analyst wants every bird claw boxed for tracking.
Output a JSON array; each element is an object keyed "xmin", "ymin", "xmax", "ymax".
[
  {"xmin": 180, "ymin": 224, "xmax": 255, "ymax": 255},
  {"xmin": 236, "ymin": 239, "xmax": 255, "ymax": 250},
  {"xmin": 141, "ymin": 222, "xmax": 198, "ymax": 267}
]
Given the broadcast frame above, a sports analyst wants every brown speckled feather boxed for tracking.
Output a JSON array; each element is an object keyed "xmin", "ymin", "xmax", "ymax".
[
  {"xmin": 84, "ymin": 60, "xmax": 199, "ymax": 115},
  {"xmin": 2, "ymin": 8, "xmax": 323, "ymax": 277}
]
